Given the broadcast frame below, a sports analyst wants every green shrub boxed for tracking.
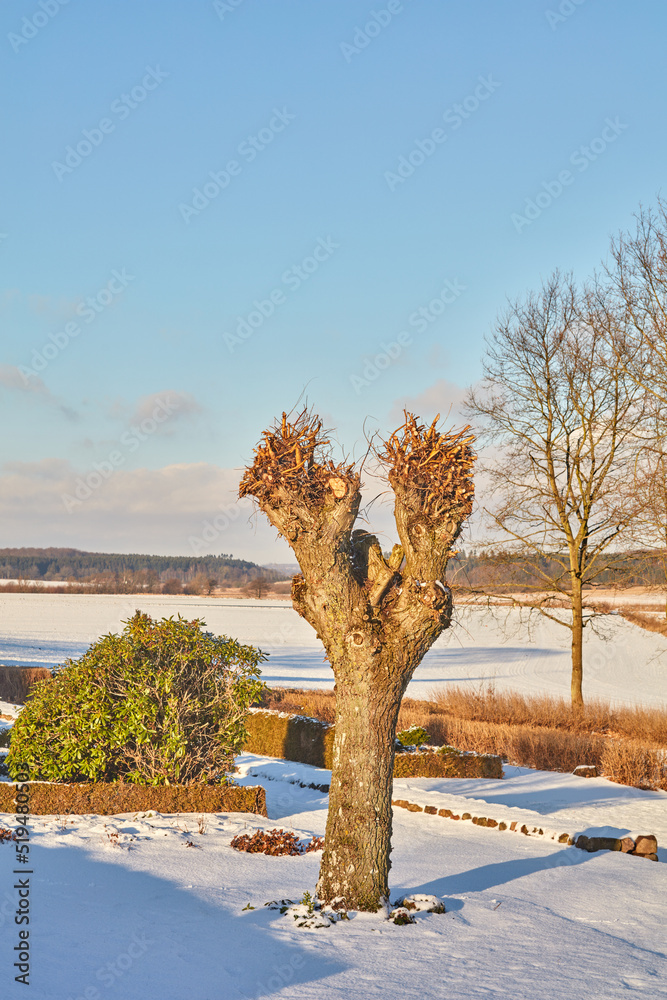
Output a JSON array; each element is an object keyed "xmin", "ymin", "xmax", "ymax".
[
  {"xmin": 7, "ymin": 611, "xmax": 266, "ymax": 785},
  {"xmin": 396, "ymin": 725, "xmax": 430, "ymax": 748}
]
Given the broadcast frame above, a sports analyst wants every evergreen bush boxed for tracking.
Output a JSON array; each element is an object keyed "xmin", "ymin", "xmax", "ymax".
[{"xmin": 7, "ymin": 611, "xmax": 265, "ymax": 784}]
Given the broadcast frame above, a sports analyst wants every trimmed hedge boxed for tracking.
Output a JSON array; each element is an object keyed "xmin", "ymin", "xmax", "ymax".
[
  {"xmin": 394, "ymin": 747, "xmax": 503, "ymax": 779},
  {"xmin": 245, "ymin": 709, "xmax": 502, "ymax": 779},
  {"xmin": 0, "ymin": 782, "xmax": 267, "ymax": 816},
  {"xmin": 0, "ymin": 666, "xmax": 51, "ymax": 705},
  {"xmin": 245, "ymin": 709, "xmax": 336, "ymax": 768}
]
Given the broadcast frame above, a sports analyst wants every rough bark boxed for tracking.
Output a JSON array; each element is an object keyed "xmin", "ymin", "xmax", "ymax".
[
  {"xmin": 570, "ymin": 576, "xmax": 584, "ymax": 709},
  {"xmin": 240, "ymin": 411, "xmax": 473, "ymax": 910}
]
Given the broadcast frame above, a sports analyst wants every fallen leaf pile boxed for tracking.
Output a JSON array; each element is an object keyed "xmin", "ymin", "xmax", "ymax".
[{"xmin": 231, "ymin": 828, "xmax": 325, "ymax": 856}]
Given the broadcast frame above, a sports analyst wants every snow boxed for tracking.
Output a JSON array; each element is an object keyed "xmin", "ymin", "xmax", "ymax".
[
  {"xmin": 1, "ymin": 595, "xmax": 667, "ymax": 996},
  {"xmin": 1, "ymin": 753, "xmax": 666, "ymax": 998},
  {"xmin": 1, "ymin": 594, "xmax": 666, "ymax": 707},
  {"xmin": 234, "ymin": 755, "xmax": 667, "ymax": 847}
]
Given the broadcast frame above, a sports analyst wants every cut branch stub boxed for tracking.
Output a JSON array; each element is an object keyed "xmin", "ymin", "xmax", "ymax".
[
  {"xmin": 239, "ymin": 408, "xmax": 358, "ymax": 513},
  {"xmin": 378, "ymin": 412, "xmax": 476, "ymax": 579}
]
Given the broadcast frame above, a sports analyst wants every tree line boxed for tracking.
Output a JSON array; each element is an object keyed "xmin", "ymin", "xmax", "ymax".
[
  {"xmin": 0, "ymin": 547, "xmax": 284, "ymax": 588},
  {"xmin": 447, "ymin": 549, "xmax": 667, "ymax": 591}
]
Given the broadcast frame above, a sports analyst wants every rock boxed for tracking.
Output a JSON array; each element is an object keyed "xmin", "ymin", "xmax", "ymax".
[
  {"xmin": 390, "ymin": 907, "xmax": 415, "ymax": 925},
  {"xmin": 576, "ymin": 835, "xmax": 622, "ymax": 852},
  {"xmin": 391, "ymin": 799, "xmax": 423, "ymax": 812},
  {"xmin": 424, "ymin": 805, "xmax": 437, "ymax": 815},
  {"xmin": 619, "ymin": 837, "xmax": 635, "ymax": 853},
  {"xmin": 641, "ymin": 853, "xmax": 659, "ymax": 862},
  {"xmin": 393, "ymin": 894, "xmax": 446, "ymax": 914},
  {"xmin": 590, "ymin": 837, "xmax": 622, "ymax": 852},
  {"xmin": 633, "ymin": 835, "xmax": 658, "ymax": 856},
  {"xmin": 438, "ymin": 808, "xmax": 452, "ymax": 818},
  {"xmin": 573, "ymin": 765, "xmax": 598, "ymax": 778}
]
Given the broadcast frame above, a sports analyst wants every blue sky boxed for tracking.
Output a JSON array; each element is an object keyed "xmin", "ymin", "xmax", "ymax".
[{"xmin": 1, "ymin": 0, "xmax": 665, "ymax": 562}]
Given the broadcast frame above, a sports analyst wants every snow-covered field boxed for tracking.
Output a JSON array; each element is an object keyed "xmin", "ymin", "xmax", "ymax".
[
  {"xmin": 0, "ymin": 754, "xmax": 665, "ymax": 999},
  {"xmin": 1, "ymin": 595, "xmax": 666, "ymax": 998},
  {"xmin": 0, "ymin": 593, "xmax": 666, "ymax": 707}
]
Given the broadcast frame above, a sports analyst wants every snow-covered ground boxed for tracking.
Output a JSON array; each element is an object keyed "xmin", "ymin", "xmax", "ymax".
[
  {"xmin": 1, "ymin": 596, "xmax": 666, "ymax": 996},
  {"xmin": 1, "ymin": 754, "xmax": 665, "ymax": 999},
  {"xmin": 0, "ymin": 593, "xmax": 665, "ymax": 707}
]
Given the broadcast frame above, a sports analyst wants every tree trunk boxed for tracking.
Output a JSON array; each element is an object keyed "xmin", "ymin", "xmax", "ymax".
[
  {"xmin": 316, "ymin": 669, "xmax": 403, "ymax": 910},
  {"xmin": 570, "ymin": 577, "xmax": 584, "ymax": 709},
  {"xmin": 239, "ymin": 410, "xmax": 475, "ymax": 911}
]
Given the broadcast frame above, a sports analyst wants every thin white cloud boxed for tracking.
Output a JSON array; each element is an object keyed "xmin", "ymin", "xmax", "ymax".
[
  {"xmin": 389, "ymin": 378, "xmax": 469, "ymax": 429},
  {"xmin": 106, "ymin": 390, "xmax": 203, "ymax": 429},
  {"xmin": 0, "ymin": 364, "xmax": 51, "ymax": 396},
  {"xmin": 0, "ymin": 364, "xmax": 78, "ymax": 420},
  {"xmin": 0, "ymin": 459, "xmax": 289, "ymax": 562},
  {"xmin": 129, "ymin": 390, "xmax": 202, "ymax": 426}
]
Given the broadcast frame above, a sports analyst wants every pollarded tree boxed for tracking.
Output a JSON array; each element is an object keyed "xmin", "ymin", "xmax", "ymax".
[{"xmin": 239, "ymin": 409, "xmax": 474, "ymax": 911}]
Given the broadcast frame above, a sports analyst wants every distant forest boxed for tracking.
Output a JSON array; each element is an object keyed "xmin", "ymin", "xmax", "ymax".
[
  {"xmin": 446, "ymin": 549, "xmax": 667, "ymax": 592},
  {"xmin": 0, "ymin": 548, "xmax": 285, "ymax": 594},
  {"xmin": 2, "ymin": 546, "xmax": 664, "ymax": 597}
]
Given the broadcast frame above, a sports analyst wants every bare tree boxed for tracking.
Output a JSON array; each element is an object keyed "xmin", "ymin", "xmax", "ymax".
[
  {"xmin": 243, "ymin": 576, "xmax": 271, "ymax": 599},
  {"xmin": 240, "ymin": 409, "xmax": 474, "ymax": 910},
  {"xmin": 607, "ymin": 198, "xmax": 667, "ymax": 405},
  {"xmin": 624, "ymin": 405, "xmax": 667, "ymax": 617},
  {"xmin": 605, "ymin": 202, "xmax": 667, "ymax": 613},
  {"xmin": 465, "ymin": 272, "xmax": 645, "ymax": 708}
]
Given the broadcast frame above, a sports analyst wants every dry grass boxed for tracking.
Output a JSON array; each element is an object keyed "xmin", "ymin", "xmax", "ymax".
[
  {"xmin": 260, "ymin": 688, "xmax": 337, "ymax": 723},
  {"xmin": 259, "ymin": 685, "xmax": 667, "ymax": 789},
  {"xmin": 599, "ymin": 739, "xmax": 667, "ymax": 790},
  {"xmin": 398, "ymin": 707, "xmax": 608, "ymax": 775},
  {"xmin": 618, "ymin": 608, "xmax": 667, "ymax": 637},
  {"xmin": 428, "ymin": 684, "xmax": 667, "ymax": 746}
]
